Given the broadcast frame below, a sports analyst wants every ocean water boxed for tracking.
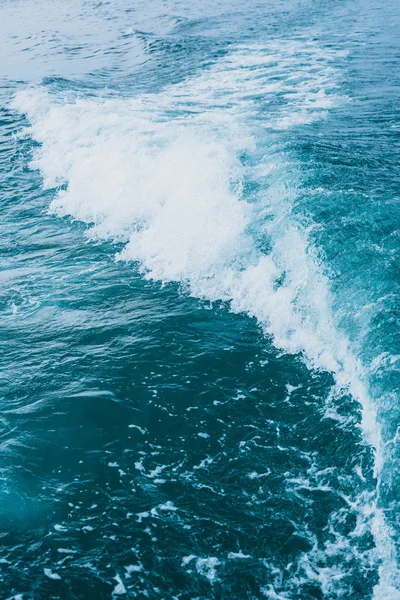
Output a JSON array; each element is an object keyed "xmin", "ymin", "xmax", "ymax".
[{"xmin": 1, "ymin": 0, "xmax": 400, "ymax": 598}]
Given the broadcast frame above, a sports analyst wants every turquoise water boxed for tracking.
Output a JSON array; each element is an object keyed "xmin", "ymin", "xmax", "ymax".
[{"xmin": 1, "ymin": 0, "xmax": 400, "ymax": 598}]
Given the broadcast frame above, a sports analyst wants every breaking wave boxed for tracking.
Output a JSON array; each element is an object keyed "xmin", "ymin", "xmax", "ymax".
[{"xmin": 13, "ymin": 38, "xmax": 400, "ymax": 598}]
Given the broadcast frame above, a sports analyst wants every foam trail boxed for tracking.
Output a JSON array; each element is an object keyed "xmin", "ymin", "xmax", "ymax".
[{"xmin": 12, "ymin": 39, "xmax": 400, "ymax": 597}]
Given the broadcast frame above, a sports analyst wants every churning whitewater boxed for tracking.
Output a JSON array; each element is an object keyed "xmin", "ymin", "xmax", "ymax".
[{"xmin": 1, "ymin": 0, "xmax": 400, "ymax": 599}]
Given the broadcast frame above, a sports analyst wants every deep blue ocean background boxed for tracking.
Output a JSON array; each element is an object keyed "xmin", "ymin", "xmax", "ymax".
[{"xmin": 1, "ymin": 1, "xmax": 400, "ymax": 598}]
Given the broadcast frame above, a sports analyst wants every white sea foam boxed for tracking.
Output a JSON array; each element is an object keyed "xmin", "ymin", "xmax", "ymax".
[
  {"xmin": 13, "ymin": 38, "xmax": 399, "ymax": 598},
  {"xmin": 182, "ymin": 555, "xmax": 221, "ymax": 583}
]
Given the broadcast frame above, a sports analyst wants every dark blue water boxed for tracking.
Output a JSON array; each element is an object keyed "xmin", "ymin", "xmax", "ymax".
[{"xmin": 1, "ymin": 0, "xmax": 400, "ymax": 598}]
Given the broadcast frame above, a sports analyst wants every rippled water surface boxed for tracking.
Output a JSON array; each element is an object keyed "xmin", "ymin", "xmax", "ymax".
[{"xmin": 1, "ymin": 0, "xmax": 400, "ymax": 598}]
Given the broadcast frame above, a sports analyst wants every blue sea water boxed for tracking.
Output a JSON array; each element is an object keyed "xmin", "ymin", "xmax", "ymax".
[{"xmin": 1, "ymin": 0, "xmax": 400, "ymax": 598}]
